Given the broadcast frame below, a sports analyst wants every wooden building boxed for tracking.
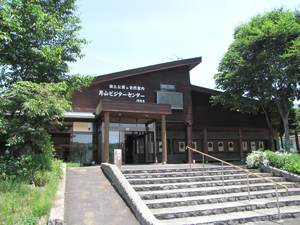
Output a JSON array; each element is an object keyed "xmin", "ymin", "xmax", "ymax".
[{"xmin": 49, "ymin": 57, "xmax": 278, "ymax": 165}]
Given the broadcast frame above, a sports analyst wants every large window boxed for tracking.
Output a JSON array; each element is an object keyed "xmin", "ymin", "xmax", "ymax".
[{"xmin": 156, "ymin": 91, "xmax": 183, "ymax": 109}]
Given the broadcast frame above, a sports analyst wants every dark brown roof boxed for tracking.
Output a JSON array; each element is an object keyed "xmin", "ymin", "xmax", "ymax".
[
  {"xmin": 91, "ymin": 57, "xmax": 202, "ymax": 85},
  {"xmin": 191, "ymin": 85, "xmax": 222, "ymax": 95}
]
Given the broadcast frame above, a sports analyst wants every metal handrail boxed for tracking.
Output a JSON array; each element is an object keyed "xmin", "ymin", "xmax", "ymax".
[{"xmin": 186, "ymin": 146, "xmax": 289, "ymax": 220}]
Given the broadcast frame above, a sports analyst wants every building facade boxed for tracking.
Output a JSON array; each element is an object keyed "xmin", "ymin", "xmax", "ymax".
[{"xmin": 49, "ymin": 57, "xmax": 278, "ymax": 165}]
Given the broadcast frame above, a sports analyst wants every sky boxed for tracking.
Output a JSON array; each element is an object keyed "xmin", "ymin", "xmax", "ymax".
[{"xmin": 69, "ymin": 0, "xmax": 300, "ymax": 90}]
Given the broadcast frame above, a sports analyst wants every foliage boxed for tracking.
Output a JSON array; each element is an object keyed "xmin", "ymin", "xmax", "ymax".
[
  {"xmin": 0, "ymin": 0, "xmax": 88, "ymax": 88},
  {"xmin": 213, "ymin": 7, "xmax": 300, "ymax": 152},
  {"xmin": 0, "ymin": 79, "xmax": 92, "ymax": 157},
  {"xmin": 0, "ymin": 159, "xmax": 62, "ymax": 224},
  {"xmin": 246, "ymin": 150, "xmax": 300, "ymax": 175},
  {"xmin": 246, "ymin": 150, "xmax": 269, "ymax": 169}
]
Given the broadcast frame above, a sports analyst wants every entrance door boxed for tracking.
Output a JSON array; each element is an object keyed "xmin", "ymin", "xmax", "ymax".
[{"xmin": 145, "ymin": 132, "xmax": 155, "ymax": 163}]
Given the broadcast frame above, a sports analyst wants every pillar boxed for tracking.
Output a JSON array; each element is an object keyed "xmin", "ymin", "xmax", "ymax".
[
  {"xmin": 238, "ymin": 128, "xmax": 243, "ymax": 160},
  {"xmin": 185, "ymin": 124, "xmax": 193, "ymax": 163},
  {"xmin": 102, "ymin": 111, "xmax": 110, "ymax": 163},
  {"xmin": 203, "ymin": 127, "xmax": 208, "ymax": 162},
  {"xmin": 161, "ymin": 115, "xmax": 167, "ymax": 164}
]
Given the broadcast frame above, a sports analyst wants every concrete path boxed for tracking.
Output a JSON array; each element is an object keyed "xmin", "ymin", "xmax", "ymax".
[{"xmin": 65, "ymin": 166, "xmax": 140, "ymax": 225}]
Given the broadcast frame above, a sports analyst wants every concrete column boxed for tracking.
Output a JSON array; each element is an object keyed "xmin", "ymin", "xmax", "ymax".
[
  {"xmin": 203, "ymin": 127, "xmax": 208, "ymax": 162},
  {"xmin": 161, "ymin": 115, "xmax": 167, "ymax": 164},
  {"xmin": 238, "ymin": 128, "xmax": 243, "ymax": 160},
  {"xmin": 102, "ymin": 111, "xmax": 110, "ymax": 163}
]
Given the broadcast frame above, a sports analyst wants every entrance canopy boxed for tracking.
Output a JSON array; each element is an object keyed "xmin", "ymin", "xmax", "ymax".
[
  {"xmin": 95, "ymin": 99, "xmax": 172, "ymax": 120},
  {"xmin": 96, "ymin": 100, "xmax": 172, "ymax": 164}
]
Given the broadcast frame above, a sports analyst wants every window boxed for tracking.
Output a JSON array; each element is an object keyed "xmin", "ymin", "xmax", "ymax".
[
  {"xmin": 161, "ymin": 83, "xmax": 175, "ymax": 91},
  {"xmin": 157, "ymin": 91, "xmax": 183, "ymax": 109}
]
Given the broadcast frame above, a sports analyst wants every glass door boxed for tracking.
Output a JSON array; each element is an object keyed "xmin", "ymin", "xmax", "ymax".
[{"xmin": 145, "ymin": 132, "xmax": 155, "ymax": 163}]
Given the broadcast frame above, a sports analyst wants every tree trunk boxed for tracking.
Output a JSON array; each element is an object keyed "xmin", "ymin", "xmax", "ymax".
[{"xmin": 281, "ymin": 114, "xmax": 290, "ymax": 152}]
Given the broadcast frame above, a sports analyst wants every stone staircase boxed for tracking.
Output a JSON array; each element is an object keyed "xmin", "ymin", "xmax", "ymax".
[{"xmin": 121, "ymin": 165, "xmax": 300, "ymax": 224}]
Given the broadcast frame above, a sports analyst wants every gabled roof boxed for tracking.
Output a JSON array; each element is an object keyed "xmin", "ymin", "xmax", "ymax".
[{"xmin": 91, "ymin": 56, "xmax": 202, "ymax": 85}]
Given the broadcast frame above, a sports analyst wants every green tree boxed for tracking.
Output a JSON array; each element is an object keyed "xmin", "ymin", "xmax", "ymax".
[
  {"xmin": 0, "ymin": 0, "xmax": 87, "ymax": 87},
  {"xmin": 213, "ymin": 7, "xmax": 300, "ymax": 152},
  {"xmin": 0, "ymin": 78, "xmax": 92, "ymax": 157}
]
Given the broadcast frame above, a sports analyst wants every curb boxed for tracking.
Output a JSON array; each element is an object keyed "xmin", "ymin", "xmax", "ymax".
[
  {"xmin": 260, "ymin": 164, "xmax": 300, "ymax": 182},
  {"xmin": 101, "ymin": 163, "xmax": 164, "ymax": 225},
  {"xmin": 48, "ymin": 163, "xmax": 67, "ymax": 225}
]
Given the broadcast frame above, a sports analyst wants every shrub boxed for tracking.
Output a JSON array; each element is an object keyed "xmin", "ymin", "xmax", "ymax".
[
  {"xmin": 246, "ymin": 150, "xmax": 269, "ymax": 169},
  {"xmin": 246, "ymin": 150, "xmax": 300, "ymax": 175}
]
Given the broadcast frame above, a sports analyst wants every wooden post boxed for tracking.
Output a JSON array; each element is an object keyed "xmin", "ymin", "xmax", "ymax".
[
  {"xmin": 102, "ymin": 111, "xmax": 110, "ymax": 163},
  {"xmin": 185, "ymin": 124, "xmax": 193, "ymax": 163},
  {"xmin": 161, "ymin": 115, "xmax": 167, "ymax": 164},
  {"xmin": 203, "ymin": 127, "xmax": 208, "ymax": 162},
  {"xmin": 238, "ymin": 128, "xmax": 243, "ymax": 160}
]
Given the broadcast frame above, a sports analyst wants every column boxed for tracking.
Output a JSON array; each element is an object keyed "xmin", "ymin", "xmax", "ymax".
[
  {"xmin": 203, "ymin": 127, "xmax": 208, "ymax": 162},
  {"xmin": 185, "ymin": 124, "xmax": 193, "ymax": 163},
  {"xmin": 238, "ymin": 128, "xmax": 243, "ymax": 160},
  {"xmin": 161, "ymin": 115, "xmax": 167, "ymax": 164},
  {"xmin": 102, "ymin": 111, "xmax": 110, "ymax": 163}
]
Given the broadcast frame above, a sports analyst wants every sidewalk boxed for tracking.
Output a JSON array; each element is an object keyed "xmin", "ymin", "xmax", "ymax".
[{"xmin": 65, "ymin": 166, "xmax": 140, "ymax": 225}]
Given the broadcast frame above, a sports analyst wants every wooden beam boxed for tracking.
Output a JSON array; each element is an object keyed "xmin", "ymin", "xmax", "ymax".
[
  {"xmin": 238, "ymin": 128, "xmax": 243, "ymax": 160},
  {"xmin": 102, "ymin": 111, "xmax": 110, "ymax": 163},
  {"xmin": 161, "ymin": 115, "xmax": 167, "ymax": 164}
]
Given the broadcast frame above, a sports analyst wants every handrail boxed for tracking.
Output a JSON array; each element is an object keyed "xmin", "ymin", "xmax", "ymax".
[
  {"xmin": 186, "ymin": 146, "xmax": 289, "ymax": 194},
  {"xmin": 186, "ymin": 146, "xmax": 289, "ymax": 219}
]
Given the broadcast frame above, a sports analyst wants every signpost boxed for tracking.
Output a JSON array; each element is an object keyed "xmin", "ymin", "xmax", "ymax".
[{"xmin": 114, "ymin": 149, "xmax": 122, "ymax": 169}]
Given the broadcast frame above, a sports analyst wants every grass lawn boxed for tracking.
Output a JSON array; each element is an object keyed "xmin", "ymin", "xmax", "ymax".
[{"xmin": 0, "ymin": 160, "xmax": 62, "ymax": 225}]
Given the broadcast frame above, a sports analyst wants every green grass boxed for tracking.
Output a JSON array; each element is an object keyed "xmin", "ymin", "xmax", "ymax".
[
  {"xmin": 66, "ymin": 162, "xmax": 80, "ymax": 171},
  {"xmin": 0, "ymin": 159, "xmax": 62, "ymax": 225}
]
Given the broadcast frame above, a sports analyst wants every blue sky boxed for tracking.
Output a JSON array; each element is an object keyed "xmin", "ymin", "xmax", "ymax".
[{"xmin": 69, "ymin": 0, "xmax": 300, "ymax": 90}]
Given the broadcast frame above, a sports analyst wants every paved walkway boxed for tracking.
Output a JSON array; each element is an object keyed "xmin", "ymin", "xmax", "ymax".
[{"xmin": 65, "ymin": 166, "xmax": 139, "ymax": 225}]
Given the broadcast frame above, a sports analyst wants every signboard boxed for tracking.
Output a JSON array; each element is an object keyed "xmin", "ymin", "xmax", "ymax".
[
  {"xmin": 114, "ymin": 149, "xmax": 122, "ymax": 169},
  {"xmin": 99, "ymin": 84, "xmax": 146, "ymax": 103}
]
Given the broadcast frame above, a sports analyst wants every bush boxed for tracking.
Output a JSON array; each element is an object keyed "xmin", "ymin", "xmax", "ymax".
[
  {"xmin": 0, "ymin": 152, "xmax": 59, "ymax": 186},
  {"xmin": 246, "ymin": 150, "xmax": 269, "ymax": 169},
  {"xmin": 246, "ymin": 150, "xmax": 300, "ymax": 175}
]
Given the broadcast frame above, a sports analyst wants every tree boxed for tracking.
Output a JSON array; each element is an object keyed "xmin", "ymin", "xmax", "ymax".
[
  {"xmin": 213, "ymin": 7, "xmax": 300, "ymax": 152},
  {"xmin": 0, "ymin": 78, "xmax": 92, "ymax": 157},
  {"xmin": 0, "ymin": 0, "xmax": 88, "ymax": 87}
]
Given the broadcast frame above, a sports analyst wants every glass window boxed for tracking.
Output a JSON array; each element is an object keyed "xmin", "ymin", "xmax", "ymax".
[
  {"xmin": 72, "ymin": 134, "xmax": 93, "ymax": 164},
  {"xmin": 109, "ymin": 131, "xmax": 120, "ymax": 163},
  {"xmin": 157, "ymin": 91, "xmax": 183, "ymax": 109},
  {"xmin": 161, "ymin": 83, "xmax": 176, "ymax": 91}
]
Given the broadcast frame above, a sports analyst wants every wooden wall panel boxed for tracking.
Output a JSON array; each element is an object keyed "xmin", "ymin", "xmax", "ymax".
[
  {"xmin": 71, "ymin": 66, "xmax": 193, "ymax": 124},
  {"xmin": 192, "ymin": 91, "xmax": 268, "ymax": 129}
]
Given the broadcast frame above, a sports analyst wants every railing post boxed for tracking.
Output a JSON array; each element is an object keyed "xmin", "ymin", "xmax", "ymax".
[
  {"xmin": 189, "ymin": 147, "xmax": 191, "ymax": 169},
  {"xmin": 202, "ymin": 154, "xmax": 204, "ymax": 176},
  {"xmin": 275, "ymin": 184, "xmax": 281, "ymax": 220},
  {"xmin": 222, "ymin": 162, "xmax": 224, "ymax": 189},
  {"xmin": 247, "ymin": 173, "xmax": 250, "ymax": 202}
]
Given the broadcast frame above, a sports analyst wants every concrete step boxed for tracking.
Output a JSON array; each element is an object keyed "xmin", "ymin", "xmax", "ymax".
[
  {"xmin": 139, "ymin": 182, "xmax": 298, "ymax": 200},
  {"xmin": 127, "ymin": 172, "xmax": 274, "ymax": 185},
  {"xmin": 160, "ymin": 205, "xmax": 300, "ymax": 225},
  {"xmin": 144, "ymin": 188, "xmax": 300, "ymax": 209},
  {"xmin": 150, "ymin": 196, "xmax": 300, "ymax": 219},
  {"xmin": 121, "ymin": 165, "xmax": 250, "ymax": 174},
  {"xmin": 132, "ymin": 177, "xmax": 286, "ymax": 191},
  {"xmin": 124, "ymin": 168, "xmax": 258, "ymax": 179}
]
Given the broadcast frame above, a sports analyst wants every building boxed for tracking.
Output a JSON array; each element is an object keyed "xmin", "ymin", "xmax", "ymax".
[{"xmin": 49, "ymin": 57, "xmax": 278, "ymax": 165}]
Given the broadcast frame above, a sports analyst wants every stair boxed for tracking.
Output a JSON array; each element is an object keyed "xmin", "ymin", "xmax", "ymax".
[{"xmin": 121, "ymin": 165, "xmax": 300, "ymax": 224}]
